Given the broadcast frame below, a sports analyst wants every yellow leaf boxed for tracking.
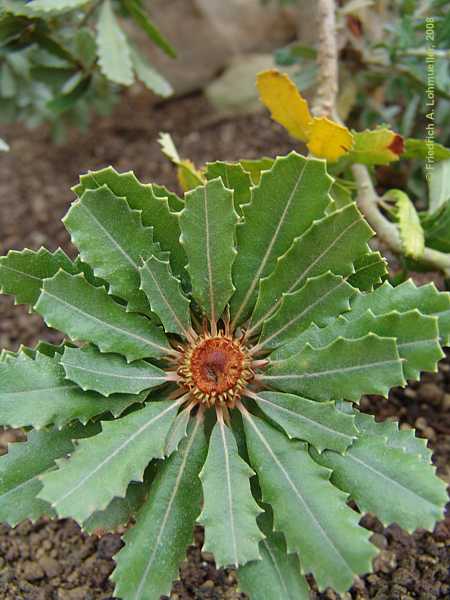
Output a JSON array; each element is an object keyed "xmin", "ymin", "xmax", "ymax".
[
  {"xmin": 257, "ymin": 69, "xmax": 312, "ymax": 142},
  {"xmin": 307, "ymin": 117, "xmax": 354, "ymax": 161},
  {"xmin": 177, "ymin": 160, "xmax": 204, "ymax": 192},
  {"xmin": 257, "ymin": 70, "xmax": 354, "ymax": 162}
]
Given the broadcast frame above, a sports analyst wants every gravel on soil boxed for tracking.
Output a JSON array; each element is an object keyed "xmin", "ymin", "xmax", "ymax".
[{"xmin": 0, "ymin": 92, "xmax": 448, "ymax": 600}]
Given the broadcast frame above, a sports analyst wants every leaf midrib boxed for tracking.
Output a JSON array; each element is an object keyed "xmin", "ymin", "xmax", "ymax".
[
  {"xmin": 40, "ymin": 289, "xmax": 169, "ymax": 355},
  {"xmin": 231, "ymin": 160, "xmax": 308, "ymax": 327},
  {"xmin": 51, "ymin": 400, "xmax": 181, "ymax": 509},
  {"xmin": 264, "ymin": 358, "xmax": 400, "ymax": 381}
]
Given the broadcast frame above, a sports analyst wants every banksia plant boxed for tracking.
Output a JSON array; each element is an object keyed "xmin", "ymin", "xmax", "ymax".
[{"xmin": 0, "ymin": 152, "xmax": 448, "ymax": 599}]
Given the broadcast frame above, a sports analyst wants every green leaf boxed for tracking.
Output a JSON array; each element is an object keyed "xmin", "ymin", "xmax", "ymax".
[
  {"xmin": 348, "ymin": 279, "xmax": 450, "ymax": 345},
  {"xmin": 238, "ymin": 510, "xmax": 310, "ymax": 600},
  {"xmin": 353, "ymin": 411, "xmax": 430, "ymax": 463},
  {"xmin": 60, "ymin": 345, "xmax": 168, "ymax": 397},
  {"xmin": 112, "ymin": 416, "xmax": 206, "ymax": 600},
  {"xmin": 72, "ymin": 167, "xmax": 186, "ymax": 279},
  {"xmin": 429, "ymin": 158, "xmax": 450, "ymax": 213},
  {"xmin": 64, "ymin": 185, "xmax": 160, "ymax": 316},
  {"xmin": 0, "ymin": 352, "xmax": 141, "ymax": 429},
  {"xmin": 347, "ymin": 251, "xmax": 387, "ymax": 291},
  {"xmin": 316, "ymin": 435, "xmax": 448, "ymax": 532},
  {"xmin": 35, "ymin": 271, "xmax": 172, "ymax": 361},
  {"xmin": 121, "ymin": 0, "xmax": 177, "ymax": 58},
  {"xmin": 83, "ymin": 468, "xmax": 153, "ymax": 534},
  {"xmin": 0, "ymin": 247, "xmax": 78, "ymax": 307},
  {"xmin": 249, "ymin": 204, "xmax": 373, "ymax": 331},
  {"xmin": 385, "ymin": 189, "xmax": 425, "ymax": 259},
  {"xmin": 347, "ymin": 129, "xmax": 404, "ymax": 165},
  {"xmin": 242, "ymin": 412, "xmax": 376, "ymax": 592},
  {"xmin": 130, "ymin": 48, "xmax": 173, "ymax": 97},
  {"xmin": 255, "ymin": 272, "xmax": 357, "ymax": 350},
  {"xmin": 205, "ymin": 161, "xmax": 252, "ymax": 217},
  {"xmin": 199, "ymin": 419, "xmax": 263, "ymax": 567},
  {"xmin": 403, "ymin": 139, "xmax": 450, "ymax": 162},
  {"xmin": 239, "ymin": 157, "xmax": 274, "ymax": 185},
  {"xmin": 0, "ymin": 422, "xmax": 98, "ymax": 527},
  {"xmin": 230, "ymin": 153, "xmax": 332, "ymax": 327},
  {"xmin": 274, "ymin": 309, "xmax": 443, "ymax": 381},
  {"xmin": 264, "ymin": 335, "xmax": 405, "ymax": 401},
  {"xmin": 97, "ymin": 0, "xmax": 134, "ymax": 86},
  {"xmin": 39, "ymin": 399, "xmax": 181, "ymax": 522},
  {"xmin": 139, "ymin": 256, "xmax": 191, "ymax": 337},
  {"xmin": 179, "ymin": 178, "xmax": 238, "ymax": 324},
  {"xmin": 250, "ymin": 391, "xmax": 357, "ymax": 453}
]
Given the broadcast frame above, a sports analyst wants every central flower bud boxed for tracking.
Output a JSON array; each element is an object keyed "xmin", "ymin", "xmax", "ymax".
[{"xmin": 178, "ymin": 334, "xmax": 253, "ymax": 408}]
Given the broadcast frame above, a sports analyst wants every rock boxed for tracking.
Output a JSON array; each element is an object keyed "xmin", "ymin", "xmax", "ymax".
[
  {"xmin": 22, "ymin": 560, "xmax": 45, "ymax": 581},
  {"xmin": 205, "ymin": 54, "xmax": 275, "ymax": 116},
  {"xmin": 132, "ymin": 0, "xmax": 298, "ymax": 96}
]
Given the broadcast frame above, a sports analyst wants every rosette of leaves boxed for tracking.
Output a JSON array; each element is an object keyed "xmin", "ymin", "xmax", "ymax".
[{"xmin": 0, "ymin": 152, "xmax": 448, "ymax": 599}]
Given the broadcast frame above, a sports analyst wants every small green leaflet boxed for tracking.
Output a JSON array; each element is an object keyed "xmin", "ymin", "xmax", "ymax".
[
  {"xmin": 242, "ymin": 412, "xmax": 376, "ymax": 593},
  {"xmin": 272, "ymin": 309, "xmax": 443, "ymax": 381},
  {"xmin": 205, "ymin": 161, "xmax": 253, "ymax": 217},
  {"xmin": 72, "ymin": 167, "xmax": 186, "ymax": 278},
  {"xmin": 199, "ymin": 419, "xmax": 263, "ymax": 567},
  {"xmin": 64, "ymin": 185, "xmax": 159, "ymax": 316},
  {"xmin": 348, "ymin": 279, "xmax": 450, "ymax": 345},
  {"xmin": 130, "ymin": 48, "xmax": 173, "ymax": 97},
  {"xmin": 122, "ymin": 0, "xmax": 177, "ymax": 58},
  {"xmin": 112, "ymin": 417, "xmax": 206, "ymax": 600},
  {"xmin": 250, "ymin": 391, "xmax": 357, "ymax": 453},
  {"xmin": 97, "ymin": 0, "xmax": 134, "ymax": 86},
  {"xmin": 35, "ymin": 271, "xmax": 172, "ymax": 361},
  {"xmin": 60, "ymin": 345, "xmax": 168, "ymax": 397},
  {"xmin": 139, "ymin": 256, "xmax": 191, "ymax": 337},
  {"xmin": 250, "ymin": 203, "xmax": 373, "ymax": 330},
  {"xmin": 255, "ymin": 272, "xmax": 357, "ymax": 350},
  {"xmin": 238, "ymin": 510, "xmax": 310, "ymax": 600},
  {"xmin": 385, "ymin": 189, "xmax": 425, "ymax": 259},
  {"xmin": 0, "ymin": 422, "xmax": 98, "ymax": 527},
  {"xmin": 264, "ymin": 335, "xmax": 405, "ymax": 401},
  {"xmin": 39, "ymin": 399, "xmax": 181, "ymax": 522},
  {"xmin": 0, "ymin": 247, "xmax": 78, "ymax": 307},
  {"xmin": 317, "ymin": 435, "xmax": 447, "ymax": 532},
  {"xmin": 347, "ymin": 251, "xmax": 387, "ymax": 291},
  {"xmin": 422, "ymin": 199, "xmax": 450, "ymax": 253},
  {"xmin": 0, "ymin": 352, "xmax": 142, "ymax": 429},
  {"xmin": 179, "ymin": 178, "xmax": 238, "ymax": 324},
  {"xmin": 230, "ymin": 153, "xmax": 332, "ymax": 327}
]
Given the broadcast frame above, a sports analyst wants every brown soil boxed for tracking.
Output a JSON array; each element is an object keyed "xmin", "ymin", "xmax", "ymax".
[{"xmin": 0, "ymin": 92, "xmax": 448, "ymax": 600}]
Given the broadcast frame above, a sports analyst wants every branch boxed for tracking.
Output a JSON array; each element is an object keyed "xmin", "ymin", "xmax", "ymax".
[
  {"xmin": 353, "ymin": 164, "xmax": 450, "ymax": 276},
  {"xmin": 313, "ymin": 0, "xmax": 450, "ymax": 277},
  {"xmin": 312, "ymin": 0, "xmax": 339, "ymax": 118}
]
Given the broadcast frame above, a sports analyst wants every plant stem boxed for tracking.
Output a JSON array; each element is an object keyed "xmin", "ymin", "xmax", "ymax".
[{"xmin": 312, "ymin": 0, "xmax": 339, "ymax": 119}]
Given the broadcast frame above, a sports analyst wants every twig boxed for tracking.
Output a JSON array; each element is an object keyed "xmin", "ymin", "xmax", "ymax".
[{"xmin": 313, "ymin": 0, "xmax": 450, "ymax": 277}]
